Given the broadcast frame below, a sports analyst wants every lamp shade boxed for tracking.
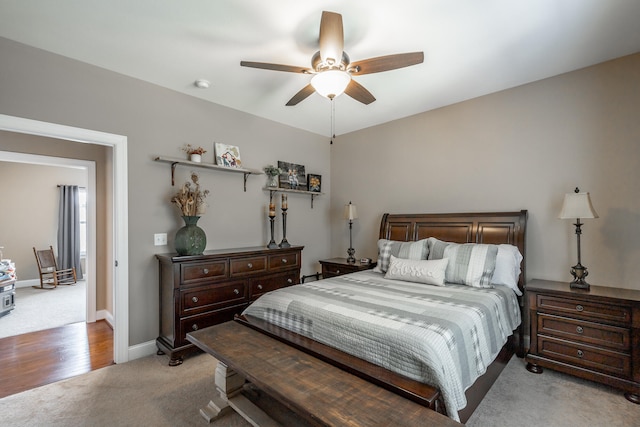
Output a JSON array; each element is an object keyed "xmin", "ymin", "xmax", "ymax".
[
  {"xmin": 343, "ymin": 202, "xmax": 358, "ymax": 221},
  {"xmin": 311, "ymin": 70, "xmax": 351, "ymax": 99},
  {"xmin": 559, "ymin": 191, "xmax": 599, "ymax": 219}
]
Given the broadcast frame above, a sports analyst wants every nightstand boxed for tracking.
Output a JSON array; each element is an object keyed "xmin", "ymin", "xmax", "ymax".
[
  {"xmin": 525, "ymin": 278, "xmax": 640, "ymax": 404},
  {"xmin": 319, "ymin": 258, "xmax": 376, "ymax": 279}
]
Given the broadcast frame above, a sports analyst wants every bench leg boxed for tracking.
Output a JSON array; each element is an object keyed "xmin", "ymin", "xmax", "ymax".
[
  {"xmin": 200, "ymin": 362, "xmax": 282, "ymax": 427},
  {"xmin": 200, "ymin": 361, "xmax": 244, "ymax": 422}
]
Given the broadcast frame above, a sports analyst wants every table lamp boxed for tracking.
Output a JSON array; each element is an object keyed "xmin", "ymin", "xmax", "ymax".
[
  {"xmin": 559, "ymin": 187, "xmax": 598, "ymax": 289},
  {"xmin": 343, "ymin": 201, "xmax": 358, "ymax": 263}
]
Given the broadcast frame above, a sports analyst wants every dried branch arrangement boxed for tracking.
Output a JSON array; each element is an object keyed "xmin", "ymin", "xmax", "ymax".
[{"xmin": 171, "ymin": 172, "xmax": 210, "ymax": 216}]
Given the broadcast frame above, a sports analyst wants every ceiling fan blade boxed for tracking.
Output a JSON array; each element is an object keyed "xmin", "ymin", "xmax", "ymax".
[
  {"xmin": 319, "ymin": 11, "xmax": 344, "ymax": 66},
  {"xmin": 344, "ymin": 80, "xmax": 376, "ymax": 105},
  {"xmin": 286, "ymin": 84, "xmax": 316, "ymax": 106},
  {"xmin": 240, "ymin": 61, "xmax": 312, "ymax": 74},
  {"xmin": 349, "ymin": 52, "xmax": 424, "ymax": 75}
]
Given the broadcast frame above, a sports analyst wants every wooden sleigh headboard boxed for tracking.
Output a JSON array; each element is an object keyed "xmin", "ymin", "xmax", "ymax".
[{"xmin": 379, "ymin": 210, "xmax": 528, "ymax": 293}]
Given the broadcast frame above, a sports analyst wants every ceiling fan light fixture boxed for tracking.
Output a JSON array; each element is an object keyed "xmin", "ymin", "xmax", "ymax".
[{"xmin": 311, "ymin": 70, "xmax": 351, "ymax": 99}]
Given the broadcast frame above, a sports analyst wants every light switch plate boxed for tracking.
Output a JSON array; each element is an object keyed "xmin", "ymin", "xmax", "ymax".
[{"xmin": 154, "ymin": 233, "xmax": 167, "ymax": 246}]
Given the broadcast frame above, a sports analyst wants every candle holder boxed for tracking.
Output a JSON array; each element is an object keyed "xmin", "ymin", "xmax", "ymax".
[
  {"xmin": 279, "ymin": 207, "xmax": 291, "ymax": 248},
  {"xmin": 267, "ymin": 214, "xmax": 278, "ymax": 249},
  {"xmin": 267, "ymin": 197, "xmax": 278, "ymax": 249}
]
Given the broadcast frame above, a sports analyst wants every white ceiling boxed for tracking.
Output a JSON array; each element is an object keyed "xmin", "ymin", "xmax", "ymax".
[{"xmin": 1, "ymin": 0, "xmax": 639, "ymax": 136}]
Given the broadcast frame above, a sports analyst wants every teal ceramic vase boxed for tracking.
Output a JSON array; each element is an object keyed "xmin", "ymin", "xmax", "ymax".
[{"xmin": 175, "ymin": 216, "xmax": 206, "ymax": 255}]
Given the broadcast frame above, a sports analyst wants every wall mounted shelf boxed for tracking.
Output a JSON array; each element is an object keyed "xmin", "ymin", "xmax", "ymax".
[
  {"xmin": 154, "ymin": 156, "xmax": 262, "ymax": 192},
  {"xmin": 264, "ymin": 187, "xmax": 324, "ymax": 208}
]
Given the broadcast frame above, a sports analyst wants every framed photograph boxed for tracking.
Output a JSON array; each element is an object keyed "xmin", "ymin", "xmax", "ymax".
[
  {"xmin": 307, "ymin": 174, "xmax": 321, "ymax": 192},
  {"xmin": 214, "ymin": 143, "xmax": 242, "ymax": 168},
  {"xmin": 277, "ymin": 161, "xmax": 306, "ymax": 190}
]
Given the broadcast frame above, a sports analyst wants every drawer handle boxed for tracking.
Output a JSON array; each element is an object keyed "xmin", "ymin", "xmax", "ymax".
[
  {"xmin": 281, "ymin": 258, "xmax": 288, "ymax": 264},
  {"xmin": 192, "ymin": 324, "xmax": 199, "ymax": 331},
  {"xmin": 336, "ymin": 269, "xmax": 341, "ymax": 274},
  {"xmin": 287, "ymin": 278, "xmax": 293, "ymax": 284},
  {"xmin": 576, "ymin": 326, "xmax": 584, "ymax": 334},
  {"xmin": 577, "ymin": 349, "xmax": 584, "ymax": 358},
  {"xmin": 576, "ymin": 304, "xmax": 584, "ymax": 312},
  {"xmin": 247, "ymin": 263, "xmax": 253, "ymax": 269},
  {"xmin": 203, "ymin": 268, "xmax": 209, "ymax": 274},
  {"xmin": 257, "ymin": 284, "xmax": 263, "ymax": 290},
  {"xmin": 234, "ymin": 288, "xmax": 240, "ymax": 295},
  {"xmin": 191, "ymin": 296, "xmax": 199, "ymax": 303}
]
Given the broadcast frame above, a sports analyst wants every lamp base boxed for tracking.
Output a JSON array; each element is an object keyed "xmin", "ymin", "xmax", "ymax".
[
  {"xmin": 569, "ymin": 263, "xmax": 590, "ymax": 290},
  {"xmin": 347, "ymin": 247, "xmax": 355, "ymax": 264}
]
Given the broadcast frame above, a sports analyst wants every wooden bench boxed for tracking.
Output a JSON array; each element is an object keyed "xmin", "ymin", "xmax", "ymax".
[{"xmin": 187, "ymin": 320, "xmax": 462, "ymax": 427}]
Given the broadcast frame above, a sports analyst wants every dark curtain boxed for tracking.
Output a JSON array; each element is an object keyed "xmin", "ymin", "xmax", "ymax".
[{"xmin": 57, "ymin": 185, "xmax": 83, "ymax": 276}]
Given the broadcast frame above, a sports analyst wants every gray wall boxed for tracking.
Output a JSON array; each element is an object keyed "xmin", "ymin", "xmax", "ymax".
[
  {"xmin": 331, "ymin": 53, "xmax": 640, "ymax": 290},
  {"xmin": 0, "ymin": 37, "xmax": 331, "ymax": 346}
]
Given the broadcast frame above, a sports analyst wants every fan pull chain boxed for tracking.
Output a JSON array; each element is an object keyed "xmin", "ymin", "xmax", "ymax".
[{"xmin": 330, "ymin": 98, "xmax": 335, "ymax": 144}]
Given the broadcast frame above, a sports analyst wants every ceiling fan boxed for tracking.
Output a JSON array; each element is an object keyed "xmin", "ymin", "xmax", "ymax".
[{"xmin": 240, "ymin": 11, "xmax": 424, "ymax": 106}]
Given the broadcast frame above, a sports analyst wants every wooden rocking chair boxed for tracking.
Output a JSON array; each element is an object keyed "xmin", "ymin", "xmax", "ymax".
[{"xmin": 33, "ymin": 246, "xmax": 77, "ymax": 289}]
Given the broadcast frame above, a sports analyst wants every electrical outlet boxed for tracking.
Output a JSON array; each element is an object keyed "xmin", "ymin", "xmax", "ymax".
[{"xmin": 154, "ymin": 233, "xmax": 167, "ymax": 246}]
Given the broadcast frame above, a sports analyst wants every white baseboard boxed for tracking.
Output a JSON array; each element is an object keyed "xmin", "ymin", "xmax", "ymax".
[
  {"xmin": 128, "ymin": 340, "xmax": 158, "ymax": 361},
  {"xmin": 94, "ymin": 309, "xmax": 157, "ymax": 362},
  {"xmin": 96, "ymin": 309, "xmax": 114, "ymax": 329},
  {"xmin": 15, "ymin": 279, "xmax": 39, "ymax": 288}
]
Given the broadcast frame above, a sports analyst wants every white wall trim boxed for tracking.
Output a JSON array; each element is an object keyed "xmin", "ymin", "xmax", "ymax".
[
  {"xmin": 0, "ymin": 114, "xmax": 130, "ymax": 364},
  {"xmin": 127, "ymin": 340, "xmax": 158, "ymax": 361}
]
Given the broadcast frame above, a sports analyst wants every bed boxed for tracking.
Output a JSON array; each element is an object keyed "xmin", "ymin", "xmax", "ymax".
[{"xmin": 239, "ymin": 210, "xmax": 527, "ymax": 423}]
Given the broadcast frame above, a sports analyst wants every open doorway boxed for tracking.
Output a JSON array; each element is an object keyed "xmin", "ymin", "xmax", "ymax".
[
  {"xmin": 0, "ymin": 114, "xmax": 129, "ymax": 364},
  {"xmin": 0, "ymin": 154, "xmax": 94, "ymax": 339}
]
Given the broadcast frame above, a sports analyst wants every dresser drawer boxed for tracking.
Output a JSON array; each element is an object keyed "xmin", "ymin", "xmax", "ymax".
[
  {"xmin": 181, "ymin": 260, "xmax": 228, "ymax": 285},
  {"xmin": 538, "ymin": 313, "xmax": 630, "ymax": 352},
  {"xmin": 179, "ymin": 304, "xmax": 246, "ymax": 346},
  {"xmin": 230, "ymin": 256, "xmax": 267, "ymax": 276},
  {"xmin": 250, "ymin": 272, "xmax": 298, "ymax": 300},
  {"xmin": 268, "ymin": 252, "xmax": 301, "ymax": 271},
  {"xmin": 181, "ymin": 280, "xmax": 247, "ymax": 315},
  {"xmin": 537, "ymin": 335, "xmax": 631, "ymax": 378},
  {"xmin": 537, "ymin": 294, "xmax": 631, "ymax": 326}
]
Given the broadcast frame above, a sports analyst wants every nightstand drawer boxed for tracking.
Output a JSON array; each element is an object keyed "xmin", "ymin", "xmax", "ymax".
[
  {"xmin": 537, "ymin": 335, "xmax": 631, "ymax": 378},
  {"xmin": 538, "ymin": 313, "xmax": 630, "ymax": 352},
  {"xmin": 230, "ymin": 256, "xmax": 267, "ymax": 276},
  {"xmin": 323, "ymin": 264, "xmax": 358, "ymax": 277},
  {"xmin": 537, "ymin": 294, "xmax": 631, "ymax": 326}
]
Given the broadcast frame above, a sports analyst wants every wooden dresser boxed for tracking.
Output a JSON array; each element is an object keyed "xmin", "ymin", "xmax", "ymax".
[
  {"xmin": 525, "ymin": 279, "xmax": 640, "ymax": 403},
  {"xmin": 156, "ymin": 245, "xmax": 303, "ymax": 365}
]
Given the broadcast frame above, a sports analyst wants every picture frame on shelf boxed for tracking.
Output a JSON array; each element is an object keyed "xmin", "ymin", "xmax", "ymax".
[
  {"xmin": 277, "ymin": 161, "xmax": 306, "ymax": 190},
  {"xmin": 307, "ymin": 174, "xmax": 321, "ymax": 192},
  {"xmin": 214, "ymin": 143, "xmax": 242, "ymax": 168}
]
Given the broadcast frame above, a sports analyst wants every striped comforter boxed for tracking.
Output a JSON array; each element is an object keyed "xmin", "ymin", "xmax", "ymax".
[{"xmin": 242, "ymin": 270, "xmax": 521, "ymax": 421}]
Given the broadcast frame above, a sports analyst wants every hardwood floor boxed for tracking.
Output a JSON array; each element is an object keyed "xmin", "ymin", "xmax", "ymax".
[{"xmin": 0, "ymin": 320, "xmax": 114, "ymax": 399}]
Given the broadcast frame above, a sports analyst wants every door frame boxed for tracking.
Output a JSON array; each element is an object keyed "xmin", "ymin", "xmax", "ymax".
[{"xmin": 0, "ymin": 114, "xmax": 129, "ymax": 364}]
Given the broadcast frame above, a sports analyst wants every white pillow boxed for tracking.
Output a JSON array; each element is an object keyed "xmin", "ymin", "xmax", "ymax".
[
  {"xmin": 384, "ymin": 255, "xmax": 449, "ymax": 286},
  {"xmin": 491, "ymin": 244, "xmax": 523, "ymax": 296},
  {"xmin": 443, "ymin": 243, "xmax": 498, "ymax": 288},
  {"xmin": 373, "ymin": 238, "xmax": 429, "ymax": 273}
]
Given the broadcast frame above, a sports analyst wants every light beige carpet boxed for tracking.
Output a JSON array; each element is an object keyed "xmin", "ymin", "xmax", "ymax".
[
  {"xmin": 0, "ymin": 281, "xmax": 85, "ymax": 339},
  {"xmin": 1, "ymin": 352, "xmax": 638, "ymax": 426}
]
